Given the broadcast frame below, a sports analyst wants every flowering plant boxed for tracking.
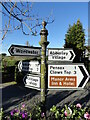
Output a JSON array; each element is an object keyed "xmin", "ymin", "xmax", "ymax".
[
  {"xmin": 1, "ymin": 103, "xmax": 90, "ymax": 120},
  {"xmin": 3, "ymin": 103, "xmax": 45, "ymax": 120},
  {"xmin": 4, "ymin": 104, "xmax": 32, "ymax": 120},
  {"xmin": 50, "ymin": 103, "xmax": 90, "ymax": 120}
]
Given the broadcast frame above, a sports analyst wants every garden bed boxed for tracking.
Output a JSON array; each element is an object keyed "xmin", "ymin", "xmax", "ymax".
[{"xmin": 0, "ymin": 103, "xmax": 90, "ymax": 120}]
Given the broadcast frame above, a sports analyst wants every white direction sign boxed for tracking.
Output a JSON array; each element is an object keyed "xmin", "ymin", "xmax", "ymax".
[
  {"xmin": 18, "ymin": 61, "xmax": 40, "ymax": 74},
  {"xmin": 48, "ymin": 48, "xmax": 75, "ymax": 62},
  {"xmin": 23, "ymin": 74, "xmax": 40, "ymax": 90},
  {"xmin": 8, "ymin": 45, "xmax": 41, "ymax": 56},
  {"xmin": 48, "ymin": 64, "xmax": 89, "ymax": 89}
]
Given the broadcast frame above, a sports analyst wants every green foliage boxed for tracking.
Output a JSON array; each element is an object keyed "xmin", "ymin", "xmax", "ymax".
[
  {"xmin": 0, "ymin": 108, "xmax": 3, "ymax": 120},
  {"xmin": 2, "ymin": 60, "xmax": 16, "ymax": 68},
  {"xmin": 2, "ymin": 66, "xmax": 15, "ymax": 83},
  {"xmin": 64, "ymin": 19, "xmax": 85, "ymax": 61},
  {"xmin": 32, "ymin": 104, "xmax": 42, "ymax": 120},
  {"xmin": 31, "ymin": 102, "xmax": 45, "ymax": 120},
  {"xmin": 1, "ymin": 53, "xmax": 7, "ymax": 57},
  {"xmin": 50, "ymin": 104, "xmax": 90, "ymax": 120},
  {"xmin": 1, "ymin": 103, "xmax": 90, "ymax": 120},
  {"xmin": 50, "ymin": 105, "xmax": 60, "ymax": 119},
  {"xmin": 3, "ymin": 104, "xmax": 32, "ymax": 120},
  {"xmin": 1, "ymin": 57, "xmax": 41, "ymax": 83},
  {"xmin": 2, "ymin": 103, "xmax": 45, "ymax": 120}
]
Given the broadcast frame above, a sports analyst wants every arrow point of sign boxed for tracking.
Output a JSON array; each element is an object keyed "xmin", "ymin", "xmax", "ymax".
[
  {"xmin": 11, "ymin": 47, "xmax": 14, "ymax": 54},
  {"xmin": 78, "ymin": 66, "xmax": 89, "ymax": 88},
  {"xmin": 69, "ymin": 50, "xmax": 75, "ymax": 61},
  {"xmin": 18, "ymin": 61, "xmax": 22, "ymax": 72},
  {"xmin": 8, "ymin": 45, "xmax": 14, "ymax": 55}
]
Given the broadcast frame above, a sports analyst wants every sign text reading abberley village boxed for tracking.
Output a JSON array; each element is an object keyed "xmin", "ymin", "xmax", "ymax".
[{"xmin": 48, "ymin": 48, "xmax": 75, "ymax": 61}]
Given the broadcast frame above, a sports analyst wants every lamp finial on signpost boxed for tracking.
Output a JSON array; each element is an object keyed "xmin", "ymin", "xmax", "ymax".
[{"xmin": 42, "ymin": 21, "xmax": 47, "ymax": 28}]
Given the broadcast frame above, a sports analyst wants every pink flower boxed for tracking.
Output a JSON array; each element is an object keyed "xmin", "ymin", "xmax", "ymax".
[
  {"xmin": 76, "ymin": 103, "xmax": 81, "ymax": 108},
  {"xmin": 84, "ymin": 112, "xmax": 90, "ymax": 119},
  {"xmin": 14, "ymin": 109, "xmax": 19, "ymax": 113},
  {"xmin": 64, "ymin": 107, "xmax": 72, "ymax": 117},
  {"xmin": 10, "ymin": 109, "xmax": 18, "ymax": 116},
  {"xmin": 64, "ymin": 110, "xmax": 67, "ymax": 117},
  {"xmin": 41, "ymin": 112, "xmax": 45, "ymax": 118},
  {"xmin": 22, "ymin": 104, "xmax": 25, "ymax": 108},
  {"xmin": 22, "ymin": 113, "xmax": 25, "ymax": 118},
  {"xmin": 10, "ymin": 111, "xmax": 14, "ymax": 116},
  {"xmin": 22, "ymin": 112, "xmax": 27, "ymax": 118}
]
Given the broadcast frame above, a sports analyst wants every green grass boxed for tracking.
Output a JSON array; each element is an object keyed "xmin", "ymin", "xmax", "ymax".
[{"xmin": 1, "ymin": 81, "xmax": 17, "ymax": 85}]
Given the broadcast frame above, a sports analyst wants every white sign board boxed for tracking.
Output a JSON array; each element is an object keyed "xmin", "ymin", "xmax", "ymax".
[
  {"xmin": 48, "ymin": 48, "xmax": 75, "ymax": 62},
  {"xmin": 18, "ymin": 61, "xmax": 40, "ymax": 74},
  {"xmin": 8, "ymin": 45, "xmax": 41, "ymax": 56},
  {"xmin": 48, "ymin": 64, "xmax": 89, "ymax": 89},
  {"xmin": 23, "ymin": 74, "xmax": 40, "ymax": 90}
]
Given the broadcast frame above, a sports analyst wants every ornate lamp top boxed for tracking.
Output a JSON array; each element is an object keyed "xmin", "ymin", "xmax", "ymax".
[
  {"xmin": 42, "ymin": 21, "xmax": 47, "ymax": 29},
  {"xmin": 40, "ymin": 21, "xmax": 48, "ymax": 36}
]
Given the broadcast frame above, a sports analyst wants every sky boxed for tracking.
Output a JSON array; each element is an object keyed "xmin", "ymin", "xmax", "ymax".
[{"xmin": 1, "ymin": 2, "xmax": 88, "ymax": 55}]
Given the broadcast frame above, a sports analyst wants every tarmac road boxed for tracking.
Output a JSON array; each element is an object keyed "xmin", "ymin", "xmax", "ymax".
[{"xmin": 1, "ymin": 81, "xmax": 90, "ymax": 115}]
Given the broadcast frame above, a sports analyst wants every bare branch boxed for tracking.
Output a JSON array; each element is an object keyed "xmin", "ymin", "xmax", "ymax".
[
  {"xmin": 0, "ymin": 10, "xmax": 10, "ymax": 18},
  {"xmin": 2, "ymin": 2, "xmax": 17, "ymax": 40},
  {"xmin": 21, "ymin": 22, "xmax": 29, "ymax": 35},
  {"xmin": 1, "ymin": 2, "xmax": 54, "ymax": 40},
  {"xmin": 0, "ymin": 2, "xmax": 22, "ymax": 22}
]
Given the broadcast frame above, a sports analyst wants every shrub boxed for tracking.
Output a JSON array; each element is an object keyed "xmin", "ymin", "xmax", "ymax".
[
  {"xmin": 1, "ymin": 103, "xmax": 90, "ymax": 120},
  {"xmin": 2, "ymin": 66, "xmax": 15, "ymax": 83},
  {"xmin": 50, "ymin": 104, "xmax": 90, "ymax": 120}
]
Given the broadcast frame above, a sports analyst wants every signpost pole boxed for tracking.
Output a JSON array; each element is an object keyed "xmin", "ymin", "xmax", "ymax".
[{"xmin": 39, "ymin": 21, "xmax": 49, "ymax": 118}]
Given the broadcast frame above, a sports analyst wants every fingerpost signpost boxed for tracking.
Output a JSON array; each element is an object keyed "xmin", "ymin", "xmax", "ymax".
[
  {"xmin": 8, "ymin": 21, "xmax": 90, "ymax": 119},
  {"xmin": 48, "ymin": 64, "xmax": 89, "ymax": 89},
  {"xmin": 8, "ymin": 44, "xmax": 41, "ymax": 56},
  {"xmin": 18, "ymin": 60, "xmax": 40, "ymax": 74},
  {"xmin": 23, "ymin": 74, "xmax": 40, "ymax": 90},
  {"xmin": 39, "ymin": 21, "xmax": 49, "ymax": 116},
  {"xmin": 48, "ymin": 48, "xmax": 75, "ymax": 62}
]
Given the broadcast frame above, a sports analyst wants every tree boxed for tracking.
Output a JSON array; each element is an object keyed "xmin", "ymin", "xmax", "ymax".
[
  {"xmin": 1, "ymin": 53, "xmax": 7, "ymax": 57},
  {"xmin": 0, "ymin": 1, "xmax": 54, "ymax": 40},
  {"xmin": 64, "ymin": 19, "xmax": 86, "ymax": 62}
]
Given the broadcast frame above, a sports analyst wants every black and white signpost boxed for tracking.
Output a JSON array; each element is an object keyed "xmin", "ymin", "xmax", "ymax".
[
  {"xmin": 8, "ymin": 21, "xmax": 90, "ymax": 119},
  {"xmin": 23, "ymin": 74, "xmax": 40, "ymax": 90},
  {"xmin": 48, "ymin": 64, "xmax": 89, "ymax": 89},
  {"xmin": 48, "ymin": 48, "xmax": 75, "ymax": 62},
  {"xmin": 8, "ymin": 44, "xmax": 41, "ymax": 56},
  {"xmin": 18, "ymin": 61, "xmax": 40, "ymax": 74},
  {"xmin": 18, "ymin": 60, "xmax": 41, "ymax": 90}
]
